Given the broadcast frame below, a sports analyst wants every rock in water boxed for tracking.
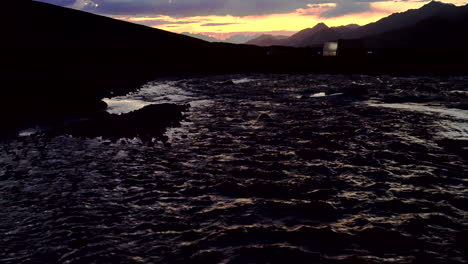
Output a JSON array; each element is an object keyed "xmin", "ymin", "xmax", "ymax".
[
  {"xmin": 257, "ymin": 113, "xmax": 272, "ymax": 121},
  {"xmin": 49, "ymin": 103, "xmax": 190, "ymax": 142}
]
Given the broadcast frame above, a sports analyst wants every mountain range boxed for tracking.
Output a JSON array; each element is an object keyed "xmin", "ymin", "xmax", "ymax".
[
  {"xmin": 246, "ymin": 23, "xmax": 359, "ymax": 47},
  {"xmin": 182, "ymin": 32, "xmax": 262, "ymax": 44},
  {"xmin": 246, "ymin": 1, "xmax": 468, "ymax": 49}
]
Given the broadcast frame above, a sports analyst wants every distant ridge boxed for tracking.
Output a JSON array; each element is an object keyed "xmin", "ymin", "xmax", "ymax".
[
  {"xmin": 182, "ymin": 32, "xmax": 262, "ymax": 44},
  {"xmin": 246, "ymin": 23, "xmax": 359, "ymax": 47},
  {"xmin": 345, "ymin": 0, "xmax": 461, "ymax": 39},
  {"xmin": 225, "ymin": 34, "xmax": 263, "ymax": 44},
  {"xmin": 246, "ymin": 34, "xmax": 289, "ymax": 46},
  {"xmin": 182, "ymin": 32, "xmax": 220, "ymax": 42},
  {"xmin": 246, "ymin": 1, "xmax": 467, "ymax": 48},
  {"xmin": 287, "ymin": 23, "xmax": 330, "ymax": 47},
  {"xmin": 362, "ymin": 10, "xmax": 468, "ymax": 56}
]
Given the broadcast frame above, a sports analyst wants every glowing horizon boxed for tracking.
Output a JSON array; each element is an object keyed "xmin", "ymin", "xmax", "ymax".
[
  {"xmin": 37, "ymin": 0, "xmax": 468, "ymax": 40},
  {"xmin": 115, "ymin": 0, "xmax": 467, "ymax": 40}
]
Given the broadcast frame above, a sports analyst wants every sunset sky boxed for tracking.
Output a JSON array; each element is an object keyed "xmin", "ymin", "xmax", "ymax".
[{"xmin": 36, "ymin": 0, "xmax": 468, "ymax": 39}]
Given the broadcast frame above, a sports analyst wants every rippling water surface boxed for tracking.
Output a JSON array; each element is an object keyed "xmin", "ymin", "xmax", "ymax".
[{"xmin": 1, "ymin": 75, "xmax": 467, "ymax": 264}]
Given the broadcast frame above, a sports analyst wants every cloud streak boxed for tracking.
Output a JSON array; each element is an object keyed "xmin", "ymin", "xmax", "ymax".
[
  {"xmin": 36, "ymin": 0, "xmax": 448, "ymax": 18},
  {"xmin": 201, "ymin": 22, "xmax": 241, "ymax": 27},
  {"xmin": 38, "ymin": 0, "xmax": 311, "ymax": 17},
  {"xmin": 35, "ymin": 0, "xmax": 467, "ymax": 38}
]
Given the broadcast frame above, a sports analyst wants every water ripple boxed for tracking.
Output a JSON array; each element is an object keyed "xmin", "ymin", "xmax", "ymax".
[{"xmin": 1, "ymin": 74, "xmax": 467, "ymax": 264}]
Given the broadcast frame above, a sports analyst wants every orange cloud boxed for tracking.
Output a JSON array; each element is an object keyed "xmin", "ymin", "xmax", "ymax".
[{"xmin": 112, "ymin": 1, "xmax": 467, "ymax": 40}]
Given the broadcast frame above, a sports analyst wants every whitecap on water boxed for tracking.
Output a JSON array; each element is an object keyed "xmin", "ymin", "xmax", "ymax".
[
  {"xmin": 366, "ymin": 101, "xmax": 468, "ymax": 140},
  {"xmin": 366, "ymin": 102, "xmax": 468, "ymax": 120},
  {"xmin": 311, "ymin": 92, "xmax": 326, "ymax": 97},
  {"xmin": 104, "ymin": 82, "xmax": 194, "ymax": 114},
  {"xmin": 18, "ymin": 128, "xmax": 40, "ymax": 137},
  {"xmin": 308, "ymin": 92, "xmax": 343, "ymax": 98},
  {"xmin": 189, "ymin": 99, "xmax": 213, "ymax": 108},
  {"xmin": 164, "ymin": 126, "xmax": 188, "ymax": 144},
  {"xmin": 136, "ymin": 82, "xmax": 192, "ymax": 100},
  {"xmin": 103, "ymin": 99, "xmax": 150, "ymax": 114},
  {"xmin": 232, "ymin": 78, "xmax": 257, "ymax": 84},
  {"xmin": 439, "ymin": 121, "xmax": 468, "ymax": 140}
]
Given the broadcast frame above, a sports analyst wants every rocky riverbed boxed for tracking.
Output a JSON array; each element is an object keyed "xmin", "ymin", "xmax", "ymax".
[{"xmin": 1, "ymin": 74, "xmax": 467, "ymax": 264}]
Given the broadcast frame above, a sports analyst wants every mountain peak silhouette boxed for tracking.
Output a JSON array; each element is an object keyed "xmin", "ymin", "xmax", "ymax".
[{"xmin": 422, "ymin": 1, "xmax": 455, "ymax": 9}]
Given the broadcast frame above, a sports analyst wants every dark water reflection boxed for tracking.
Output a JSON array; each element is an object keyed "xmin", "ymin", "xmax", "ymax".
[{"xmin": 1, "ymin": 75, "xmax": 467, "ymax": 263}]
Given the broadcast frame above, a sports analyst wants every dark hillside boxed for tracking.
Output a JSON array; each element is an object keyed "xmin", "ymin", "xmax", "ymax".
[
  {"xmin": 347, "ymin": 1, "xmax": 465, "ymax": 39},
  {"xmin": 363, "ymin": 14, "xmax": 468, "ymax": 57},
  {"xmin": 2, "ymin": 1, "xmax": 468, "ymax": 135},
  {"xmin": 1, "ymin": 1, "xmax": 271, "ymax": 134}
]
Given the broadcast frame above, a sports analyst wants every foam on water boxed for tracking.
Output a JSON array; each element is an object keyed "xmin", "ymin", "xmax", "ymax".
[
  {"xmin": 103, "ymin": 99, "xmax": 150, "ymax": 114},
  {"xmin": 311, "ymin": 92, "xmax": 326, "ymax": 97},
  {"xmin": 232, "ymin": 78, "xmax": 258, "ymax": 84},
  {"xmin": 366, "ymin": 102, "xmax": 468, "ymax": 120},
  {"xmin": 366, "ymin": 101, "xmax": 468, "ymax": 140},
  {"xmin": 440, "ymin": 121, "xmax": 468, "ymax": 140},
  {"xmin": 104, "ymin": 82, "xmax": 195, "ymax": 114},
  {"xmin": 17, "ymin": 128, "xmax": 41, "ymax": 137},
  {"xmin": 189, "ymin": 99, "xmax": 213, "ymax": 108}
]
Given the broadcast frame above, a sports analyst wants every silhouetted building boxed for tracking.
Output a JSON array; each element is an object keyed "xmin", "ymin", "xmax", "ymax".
[{"xmin": 323, "ymin": 42, "xmax": 338, "ymax": 56}]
